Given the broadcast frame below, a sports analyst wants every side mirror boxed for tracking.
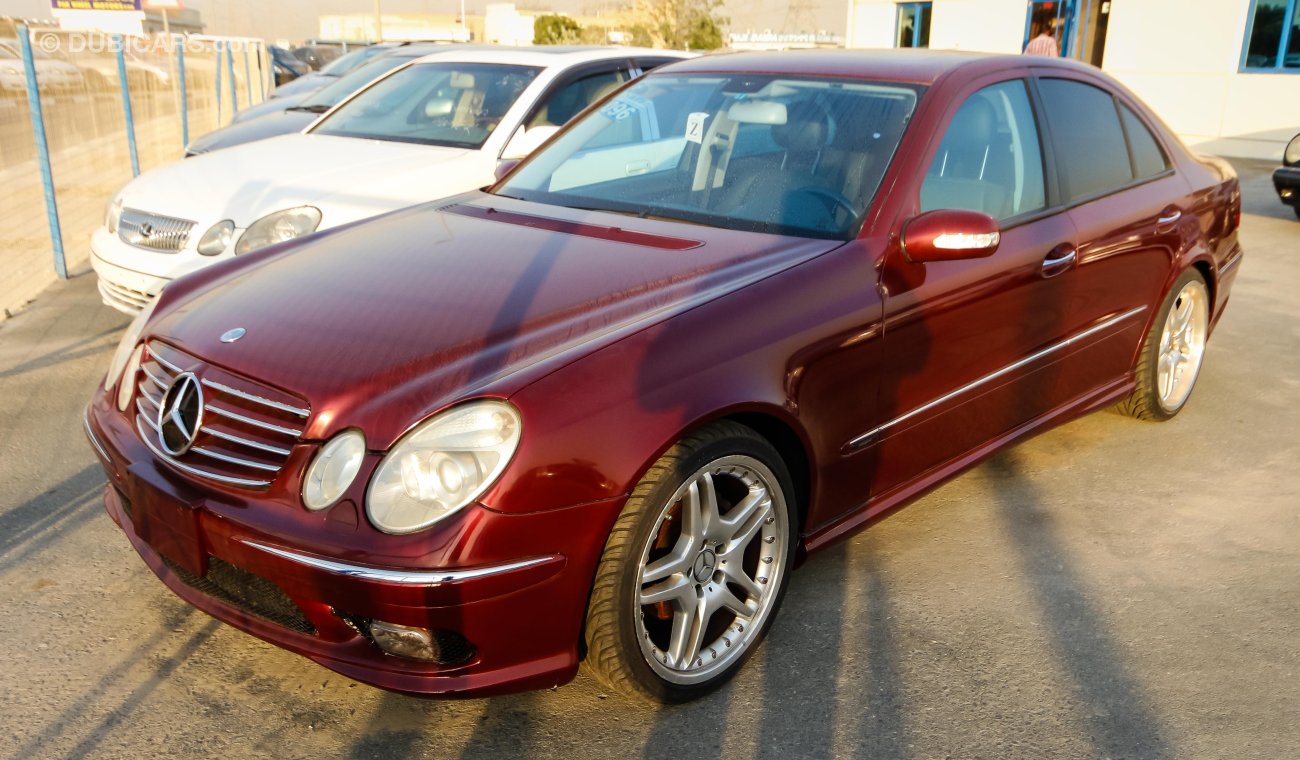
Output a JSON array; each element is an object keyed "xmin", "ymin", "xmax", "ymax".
[
  {"xmin": 501, "ymin": 125, "xmax": 560, "ymax": 160},
  {"xmin": 1285, "ymin": 133, "xmax": 1300, "ymax": 167},
  {"xmin": 902, "ymin": 209, "xmax": 1001, "ymax": 263}
]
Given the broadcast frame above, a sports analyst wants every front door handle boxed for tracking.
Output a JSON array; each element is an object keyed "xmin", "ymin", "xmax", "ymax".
[
  {"xmin": 1041, "ymin": 244, "xmax": 1077, "ymax": 277},
  {"xmin": 1157, "ymin": 208, "xmax": 1182, "ymax": 227}
]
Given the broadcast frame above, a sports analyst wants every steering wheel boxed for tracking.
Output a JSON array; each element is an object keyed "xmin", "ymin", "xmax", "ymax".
[{"xmin": 795, "ymin": 186, "xmax": 857, "ymax": 219}]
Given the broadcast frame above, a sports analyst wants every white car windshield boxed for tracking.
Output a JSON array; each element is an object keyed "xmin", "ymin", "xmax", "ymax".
[
  {"xmin": 497, "ymin": 74, "xmax": 920, "ymax": 239},
  {"xmin": 311, "ymin": 61, "xmax": 542, "ymax": 149}
]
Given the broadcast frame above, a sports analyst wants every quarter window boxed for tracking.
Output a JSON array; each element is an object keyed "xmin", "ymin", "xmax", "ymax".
[
  {"xmin": 920, "ymin": 80, "xmax": 1046, "ymax": 221},
  {"xmin": 1037, "ymin": 78, "xmax": 1132, "ymax": 202},
  {"xmin": 896, "ymin": 2, "xmax": 932, "ymax": 48},
  {"xmin": 1118, "ymin": 104, "xmax": 1169, "ymax": 180},
  {"xmin": 1242, "ymin": 0, "xmax": 1300, "ymax": 71}
]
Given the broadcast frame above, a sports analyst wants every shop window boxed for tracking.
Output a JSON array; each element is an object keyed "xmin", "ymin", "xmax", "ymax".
[
  {"xmin": 896, "ymin": 3, "xmax": 932, "ymax": 48},
  {"xmin": 1242, "ymin": 0, "xmax": 1300, "ymax": 70}
]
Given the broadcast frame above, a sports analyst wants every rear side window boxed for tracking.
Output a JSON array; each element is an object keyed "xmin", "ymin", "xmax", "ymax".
[
  {"xmin": 1119, "ymin": 104, "xmax": 1169, "ymax": 180},
  {"xmin": 1038, "ymin": 78, "xmax": 1132, "ymax": 202}
]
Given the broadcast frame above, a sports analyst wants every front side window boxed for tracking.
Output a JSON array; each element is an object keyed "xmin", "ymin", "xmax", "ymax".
[
  {"xmin": 311, "ymin": 62, "xmax": 542, "ymax": 149},
  {"xmin": 1038, "ymin": 78, "xmax": 1133, "ymax": 202},
  {"xmin": 497, "ymin": 74, "xmax": 920, "ymax": 240},
  {"xmin": 896, "ymin": 2, "xmax": 932, "ymax": 48},
  {"xmin": 528, "ymin": 68, "xmax": 629, "ymax": 129},
  {"xmin": 1242, "ymin": 0, "xmax": 1300, "ymax": 70},
  {"xmin": 920, "ymin": 80, "xmax": 1046, "ymax": 221}
]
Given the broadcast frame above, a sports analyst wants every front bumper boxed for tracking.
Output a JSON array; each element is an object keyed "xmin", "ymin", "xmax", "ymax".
[
  {"xmin": 1274, "ymin": 166, "xmax": 1300, "ymax": 208},
  {"xmin": 85, "ymin": 398, "xmax": 624, "ymax": 697},
  {"xmin": 90, "ymin": 226, "xmax": 238, "ymax": 315}
]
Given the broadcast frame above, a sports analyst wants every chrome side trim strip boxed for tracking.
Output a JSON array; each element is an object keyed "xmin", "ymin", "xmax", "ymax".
[
  {"xmin": 135, "ymin": 415, "xmax": 273, "ymax": 488},
  {"xmin": 205, "ymin": 404, "xmax": 302, "ymax": 438},
  {"xmin": 240, "ymin": 540, "xmax": 555, "ymax": 586},
  {"xmin": 191, "ymin": 446, "xmax": 283, "ymax": 472},
  {"xmin": 201, "ymin": 378, "xmax": 310, "ymax": 418},
  {"xmin": 845, "ymin": 306, "xmax": 1148, "ymax": 451},
  {"xmin": 84, "ymin": 409, "xmax": 111, "ymax": 463},
  {"xmin": 1218, "ymin": 249, "xmax": 1244, "ymax": 277},
  {"xmin": 204, "ymin": 427, "xmax": 292, "ymax": 457}
]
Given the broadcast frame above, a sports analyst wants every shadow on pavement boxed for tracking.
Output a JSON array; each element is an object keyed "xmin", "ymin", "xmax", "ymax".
[{"xmin": 0, "ymin": 464, "xmax": 104, "ymax": 575}]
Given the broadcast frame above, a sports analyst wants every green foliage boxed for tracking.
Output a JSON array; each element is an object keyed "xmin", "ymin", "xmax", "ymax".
[
  {"xmin": 629, "ymin": 0, "xmax": 727, "ymax": 50},
  {"xmin": 686, "ymin": 14, "xmax": 724, "ymax": 50},
  {"xmin": 534, "ymin": 14, "xmax": 583, "ymax": 45}
]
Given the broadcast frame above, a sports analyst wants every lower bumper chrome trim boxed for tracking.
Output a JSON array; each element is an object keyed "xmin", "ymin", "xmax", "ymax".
[{"xmin": 240, "ymin": 539, "xmax": 556, "ymax": 586}]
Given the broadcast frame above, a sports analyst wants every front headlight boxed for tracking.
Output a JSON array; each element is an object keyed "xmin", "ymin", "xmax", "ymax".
[
  {"xmin": 196, "ymin": 220, "xmax": 235, "ymax": 255},
  {"xmin": 104, "ymin": 296, "xmax": 159, "ymax": 393},
  {"xmin": 366, "ymin": 401, "xmax": 522, "ymax": 535},
  {"xmin": 105, "ymin": 196, "xmax": 123, "ymax": 234},
  {"xmin": 234, "ymin": 206, "xmax": 321, "ymax": 255},
  {"xmin": 303, "ymin": 429, "xmax": 367, "ymax": 510}
]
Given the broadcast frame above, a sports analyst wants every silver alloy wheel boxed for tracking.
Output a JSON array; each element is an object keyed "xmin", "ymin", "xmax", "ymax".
[
  {"xmin": 634, "ymin": 455, "xmax": 789, "ymax": 686},
  {"xmin": 1156, "ymin": 279, "xmax": 1210, "ymax": 413}
]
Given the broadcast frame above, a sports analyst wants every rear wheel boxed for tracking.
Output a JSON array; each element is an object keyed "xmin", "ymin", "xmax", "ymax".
[
  {"xmin": 1117, "ymin": 269, "xmax": 1210, "ymax": 420},
  {"xmin": 583, "ymin": 422, "xmax": 796, "ymax": 702}
]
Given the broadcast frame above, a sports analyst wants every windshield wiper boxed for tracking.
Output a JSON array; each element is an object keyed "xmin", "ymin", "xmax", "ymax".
[{"xmin": 286, "ymin": 103, "xmax": 332, "ymax": 114}]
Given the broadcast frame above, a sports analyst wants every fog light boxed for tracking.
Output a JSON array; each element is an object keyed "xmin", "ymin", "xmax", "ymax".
[
  {"xmin": 369, "ymin": 620, "xmax": 440, "ymax": 662},
  {"xmin": 1282, "ymin": 188, "xmax": 1294, "ymax": 199}
]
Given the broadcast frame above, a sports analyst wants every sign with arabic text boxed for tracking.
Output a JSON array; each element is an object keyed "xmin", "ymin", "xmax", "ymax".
[{"xmin": 51, "ymin": 1, "xmax": 143, "ymax": 11}]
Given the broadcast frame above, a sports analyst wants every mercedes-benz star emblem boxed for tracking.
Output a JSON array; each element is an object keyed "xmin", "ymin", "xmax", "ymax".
[
  {"xmin": 220, "ymin": 327, "xmax": 246, "ymax": 343},
  {"xmin": 157, "ymin": 372, "xmax": 204, "ymax": 456}
]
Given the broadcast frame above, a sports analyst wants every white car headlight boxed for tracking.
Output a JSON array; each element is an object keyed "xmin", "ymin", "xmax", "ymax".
[
  {"xmin": 104, "ymin": 296, "xmax": 159, "ymax": 393},
  {"xmin": 303, "ymin": 429, "xmax": 367, "ymax": 510},
  {"xmin": 196, "ymin": 220, "xmax": 235, "ymax": 255},
  {"xmin": 234, "ymin": 206, "xmax": 321, "ymax": 255},
  {"xmin": 105, "ymin": 196, "xmax": 123, "ymax": 235},
  {"xmin": 366, "ymin": 401, "xmax": 522, "ymax": 535}
]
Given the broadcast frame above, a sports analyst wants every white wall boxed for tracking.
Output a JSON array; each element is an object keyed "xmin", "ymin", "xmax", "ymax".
[{"xmin": 928, "ymin": 0, "xmax": 1025, "ymax": 53}]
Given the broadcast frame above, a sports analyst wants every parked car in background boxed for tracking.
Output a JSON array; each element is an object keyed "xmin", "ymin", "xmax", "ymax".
[
  {"xmin": 292, "ymin": 43, "xmax": 345, "ymax": 71},
  {"xmin": 269, "ymin": 45, "xmax": 309, "ymax": 86},
  {"xmin": 185, "ymin": 43, "xmax": 469, "ymax": 156},
  {"xmin": 87, "ymin": 51, "xmax": 1242, "ymax": 702},
  {"xmin": 0, "ymin": 38, "xmax": 84, "ymax": 92},
  {"xmin": 267, "ymin": 42, "xmax": 396, "ymax": 101},
  {"xmin": 1273, "ymin": 133, "xmax": 1300, "ymax": 219},
  {"xmin": 93, "ymin": 46, "xmax": 691, "ymax": 313}
]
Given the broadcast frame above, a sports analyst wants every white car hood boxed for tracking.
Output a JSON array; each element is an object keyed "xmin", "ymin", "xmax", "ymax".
[{"xmin": 117, "ymin": 133, "xmax": 486, "ymax": 229}]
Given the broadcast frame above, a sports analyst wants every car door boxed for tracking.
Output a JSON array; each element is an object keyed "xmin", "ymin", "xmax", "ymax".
[
  {"xmin": 867, "ymin": 75, "xmax": 1080, "ymax": 497},
  {"xmin": 1031, "ymin": 73, "xmax": 1188, "ymax": 399}
]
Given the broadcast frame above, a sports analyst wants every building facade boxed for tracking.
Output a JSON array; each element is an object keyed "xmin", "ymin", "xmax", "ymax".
[{"xmin": 845, "ymin": 0, "xmax": 1300, "ymax": 159}]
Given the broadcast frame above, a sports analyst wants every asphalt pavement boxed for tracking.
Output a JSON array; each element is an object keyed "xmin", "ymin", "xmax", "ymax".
[{"xmin": 0, "ymin": 160, "xmax": 1296, "ymax": 759}]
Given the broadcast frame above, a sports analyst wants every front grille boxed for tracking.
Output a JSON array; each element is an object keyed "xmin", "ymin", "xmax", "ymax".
[
  {"xmin": 165, "ymin": 555, "xmax": 316, "ymax": 635},
  {"xmin": 134, "ymin": 341, "xmax": 310, "ymax": 489},
  {"xmin": 97, "ymin": 277, "xmax": 153, "ymax": 313},
  {"xmin": 118, "ymin": 208, "xmax": 196, "ymax": 252}
]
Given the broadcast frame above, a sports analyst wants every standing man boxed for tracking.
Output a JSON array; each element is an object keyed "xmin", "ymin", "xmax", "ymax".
[{"xmin": 1024, "ymin": 14, "xmax": 1060, "ymax": 56}]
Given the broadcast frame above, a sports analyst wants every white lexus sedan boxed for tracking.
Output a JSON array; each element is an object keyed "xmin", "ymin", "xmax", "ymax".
[{"xmin": 92, "ymin": 46, "xmax": 688, "ymax": 314}]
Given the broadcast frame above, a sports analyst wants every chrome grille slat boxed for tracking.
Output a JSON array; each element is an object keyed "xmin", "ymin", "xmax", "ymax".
[
  {"xmin": 118, "ymin": 208, "xmax": 196, "ymax": 252},
  {"xmin": 191, "ymin": 446, "xmax": 283, "ymax": 473},
  {"xmin": 204, "ymin": 427, "xmax": 292, "ymax": 457},
  {"xmin": 201, "ymin": 378, "xmax": 310, "ymax": 418},
  {"xmin": 136, "ymin": 342, "xmax": 310, "ymax": 490},
  {"xmin": 204, "ymin": 404, "xmax": 303, "ymax": 438}
]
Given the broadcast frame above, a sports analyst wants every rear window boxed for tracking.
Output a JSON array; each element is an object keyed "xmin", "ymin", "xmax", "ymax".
[{"xmin": 1038, "ymin": 78, "xmax": 1132, "ymax": 202}]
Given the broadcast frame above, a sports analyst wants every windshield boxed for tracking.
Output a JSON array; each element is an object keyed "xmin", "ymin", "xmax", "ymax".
[
  {"xmin": 311, "ymin": 61, "xmax": 541, "ymax": 149},
  {"xmin": 497, "ymin": 74, "xmax": 920, "ymax": 239},
  {"xmin": 298, "ymin": 54, "xmax": 420, "ymax": 110}
]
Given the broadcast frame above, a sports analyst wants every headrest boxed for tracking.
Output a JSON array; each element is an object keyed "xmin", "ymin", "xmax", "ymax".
[{"xmin": 771, "ymin": 100, "xmax": 830, "ymax": 153}]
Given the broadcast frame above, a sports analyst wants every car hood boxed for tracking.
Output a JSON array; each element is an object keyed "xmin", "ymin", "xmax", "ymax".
[
  {"xmin": 228, "ymin": 94, "xmax": 300, "ymax": 125},
  {"xmin": 119, "ymin": 133, "xmax": 481, "ymax": 228},
  {"xmin": 186, "ymin": 110, "xmax": 317, "ymax": 154},
  {"xmin": 151, "ymin": 193, "xmax": 843, "ymax": 447}
]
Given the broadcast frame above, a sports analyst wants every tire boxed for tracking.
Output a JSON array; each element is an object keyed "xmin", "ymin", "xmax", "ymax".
[
  {"xmin": 583, "ymin": 421, "xmax": 797, "ymax": 703},
  {"xmin": 1117, "ymin": 268, "xmax": 1211, "ymax": 421},
  {"xmin": 1292, "ymin": 205, "xmax": 1300, "ymax": 221}
]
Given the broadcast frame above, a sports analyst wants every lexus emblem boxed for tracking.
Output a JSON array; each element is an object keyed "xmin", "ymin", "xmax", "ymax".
[
  {"xmin": 220, "ymin": 327, "xmax": 246, "ymax": 343},
  {"xmin": 138, "ymin": 222, "xmax": 154, "ymax": 238},
  {"xmin": 157, "ymin": 372, "xmax": 204, "ymax": 456}
]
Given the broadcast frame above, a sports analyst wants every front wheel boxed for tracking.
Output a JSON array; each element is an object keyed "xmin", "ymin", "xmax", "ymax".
[
  {"xmin": 583, "ymin": 422, "xmax": 796, "ymax": 702},
  {"xmin": 1117, "ymin": 269, "xmax": 1211, "ymax": 420}
]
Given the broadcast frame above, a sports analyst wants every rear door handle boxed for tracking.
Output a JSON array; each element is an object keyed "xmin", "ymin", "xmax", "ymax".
[
  {"xmin": 1041, "ymin": 244, "xmax": 1077, "ymax": 277},
  {"xmin": 1157, "ymin": 209, "xmax": 1182, "ymax": 226}
]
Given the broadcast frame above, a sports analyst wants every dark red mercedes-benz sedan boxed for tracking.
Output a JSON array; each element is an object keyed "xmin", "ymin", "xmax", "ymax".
[{"xmin": 86, "ymin": 50, "xmax": 1243, "ymax": 702}]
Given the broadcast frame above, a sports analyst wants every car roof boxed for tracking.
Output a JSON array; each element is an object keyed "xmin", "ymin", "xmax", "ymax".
[
  {"xmin": 408, "ymin": 46, "xmax": 691, "ymax": 68},
  {"xmin": 657, "ymin": 48, "xmax": 1096, "ymax": 86}
]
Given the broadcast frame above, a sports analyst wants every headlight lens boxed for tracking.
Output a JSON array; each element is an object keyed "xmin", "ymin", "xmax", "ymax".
[
  {"xmin": 303, "ymin": 429, "xmax": 367, "ymax": 510},
  {"xmin": 104, "ymin": 296, "xmax": 159, "ymax": 392},
  {"xmin": 196, "ymin": 220, "xmax": 235, "ymax": 255},
  {"xmin": 116, "ymin": 344, "xmax": 144, "ymax": 411},
  {"xmin": 1286, "ymin": 135, "xmax": 1300, "ymax": 167},
  {"xmin": 366, "ymin": 401, "xmax": 522, "ymax": 535},
  {"xmin": 234, "ymin": 206, "xmax": 321, "ymax": 254},
  {"xmin": 105, "ymin": 197, "xmax": 123, "ymax": 234}
]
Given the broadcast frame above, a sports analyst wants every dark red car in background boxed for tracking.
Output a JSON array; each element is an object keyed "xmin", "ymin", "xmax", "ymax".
[{"xmin": 86, "ymin": 50, "xmax": 1242, "ymax": 703}]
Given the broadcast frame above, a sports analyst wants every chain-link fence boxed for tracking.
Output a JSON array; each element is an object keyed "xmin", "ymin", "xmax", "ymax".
[{"xmin": 0, "ymin": 19, "xmax": 270, "ymax": 317}]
